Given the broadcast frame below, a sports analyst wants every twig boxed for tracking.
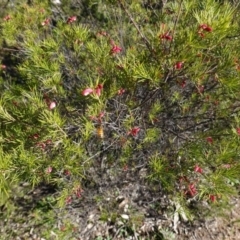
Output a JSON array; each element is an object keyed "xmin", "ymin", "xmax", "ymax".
[
  {"xmin": 118, "ymin": 0, "xmax": 155, "ymax": 56},
  {"xmin": 82, "ymin": 139, "xmax": 118, "ymax": 165},
  {"xmin": 168, "ymin": 0, "xmax": 184, "ymax": 51}
]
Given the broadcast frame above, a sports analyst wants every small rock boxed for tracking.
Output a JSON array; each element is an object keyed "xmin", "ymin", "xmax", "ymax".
[
  {"xmin": 88, "ymin": 213, "xmax": 95, "ymax": 222},
  {"xmin": 32, "ymin": 234, "xmax": 38, "ymax": 239},
  {"xmin": 121, "ymin": 214, "xmax": 129, "ymax": 220},
  {"xmin": 87, "ymin": 223, "xmax": 94, "ymax": 230},
  {"xmin": 30, "ymin": 227, "xmax": 34, "ymax": 235},
  {"xmin": 116, "ymin": 195, "xmax": 125, "ymax": 202},
  {"xmin": 119, "ymin": 199, "xmax": 128, "ymax": 209},
  {"xmin": 116, "ymin": 220, "xmax": 124, "ymax": 226}
]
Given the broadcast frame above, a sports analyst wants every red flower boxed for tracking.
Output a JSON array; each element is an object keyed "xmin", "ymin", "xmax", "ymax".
[
  {"xmin": 180, "ymin": 80, "xmax": 186, "ymax": 88},
  {"xmin": 3, "ymin": 15, "xmax": 11, "ymax": 21},
  {"xmin": 98, "ymin": 112, "xmax": 105, "ymax": 119},
  {"xmin": 74, "ymin": 186, "xmax": 83, "ymax": 198},
  {"xmin": 175, "ymin": 61, "xmax": 184, "ymax": 70},
  {"xmin": 118, "ymin": 88, "xmax": 125, "ymax": 96},
  {"xmin": 67, "ymin": 16, "xmax": 77, "ymax": 24},
  {"xmin": 198, "ymin": 31, "xmax": 205, "ymax": 38},
  {"xmin": 32, "ymin": 133, "xmax": 40, "ymax": 140},
  {"xmin": 36, "ymin": 142, "xmax": 46, "ymax": 150},
  {"xmin": 44, "ymin": 96, "xmax": 56, "ymax": 110},
  {"xmin": 209, "ymin": 194, "xmax": 217, "ymax": 202},
  {"xmin": 206, "ymin": 136, "xmax": 213, "ymax": 144},
  {"xmin": 236, "ymin": 127, "xmax": 240, "ymax": 136},
  {"xmin": 109, "ymin": 39, "xmax": 122, "ymax": 54},
  {"xmin": 1, "ymin": 65, "xmax": 7, "ymax": 70},
  {"xmin": 65, "ymin": 196, "xmax": 72, "ymax": 204},
  {"xmin": 42, "ymin": 18, "xmax": 50, "ymax": 26},
  {"xmin": 128, "ymin": 127, "xmax": 140, "ymax": 137},
  {"xmin": 82, "ymin": 84, "xmax": 103, "ymax": 97},
  {"xmin": 197, "ymin": 85, "xmax": 204, "ymax": 93},
  {"xmin": 82, "ymin": 88, "xmax": 94, "ymax": 96},
  {"xmin": 194, "ymin": 165, "xmax": 203, "ymax": 174},
  {"xmin": 110, "ymin": 45, "xmax": 122, "ymax": 54},
  {"xmin": 64, "ymin": 169, "xmax": 71, "ymax": 176},
  {"xmin": 95, "ymin": 84, "xmax": 103, "ymax": 96},
  {"xmin": 188, "ymin": 183, "xmax": 197, "ymax": 197},
  {"xmin": 160, "ymin": 32, "xmax": 172, "ymax": 41},
  {"xmin": 49, "ymin": 101, "xmax": 56, "ymax": 110},
  {"xmin": 199, "ymin": 24, "xmax": 212, "ymax": 32},
  {"xmin": 46, "ymin": 166, "xmax": 52, "ymax": 174},
  {"xmin": 45, "ymin": 139, "xmax": 52, "ymax": 145},
  {"xmin": 198, "ymin": 24, "xmax": 212, "ymax": 38}
]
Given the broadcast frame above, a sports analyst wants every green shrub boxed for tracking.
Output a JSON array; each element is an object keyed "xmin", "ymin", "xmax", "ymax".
[{"xmin": 0, "ymin": 0, "xmax": 240, "ymax": 224}]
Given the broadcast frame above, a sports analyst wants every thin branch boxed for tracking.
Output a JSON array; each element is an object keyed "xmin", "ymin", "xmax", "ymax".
[
  {"xmin": 168, "ymin": 0, "xmax": 184, "ymax": 51},
  {"xmin": 118, "ymin": 0, "xmax": 155, "ymax": 56}
]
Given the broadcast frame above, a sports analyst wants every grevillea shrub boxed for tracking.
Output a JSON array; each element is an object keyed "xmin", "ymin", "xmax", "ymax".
[{"xmin": 0, "ymin": 0, "xmax": 240, "ymax": 219}]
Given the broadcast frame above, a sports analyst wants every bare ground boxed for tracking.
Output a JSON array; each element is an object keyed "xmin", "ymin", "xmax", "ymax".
[{"xmin": 1, "ymin": 164, "xmax": 240, "ymax": 240}]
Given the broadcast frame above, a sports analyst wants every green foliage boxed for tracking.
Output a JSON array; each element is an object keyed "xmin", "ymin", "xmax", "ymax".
[{"xmin": 0, "ymin": 0, "xmax": 240, "ymax": 237}]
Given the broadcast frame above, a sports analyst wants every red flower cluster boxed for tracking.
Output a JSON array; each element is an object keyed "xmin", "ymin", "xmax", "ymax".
[
  {"xmin": 198, "ymin": 24, "xmax": 212, "ymax": 38},
  {"xmin": 65, "ymin": 186, "xmax": 84, "ymax": 205}
]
